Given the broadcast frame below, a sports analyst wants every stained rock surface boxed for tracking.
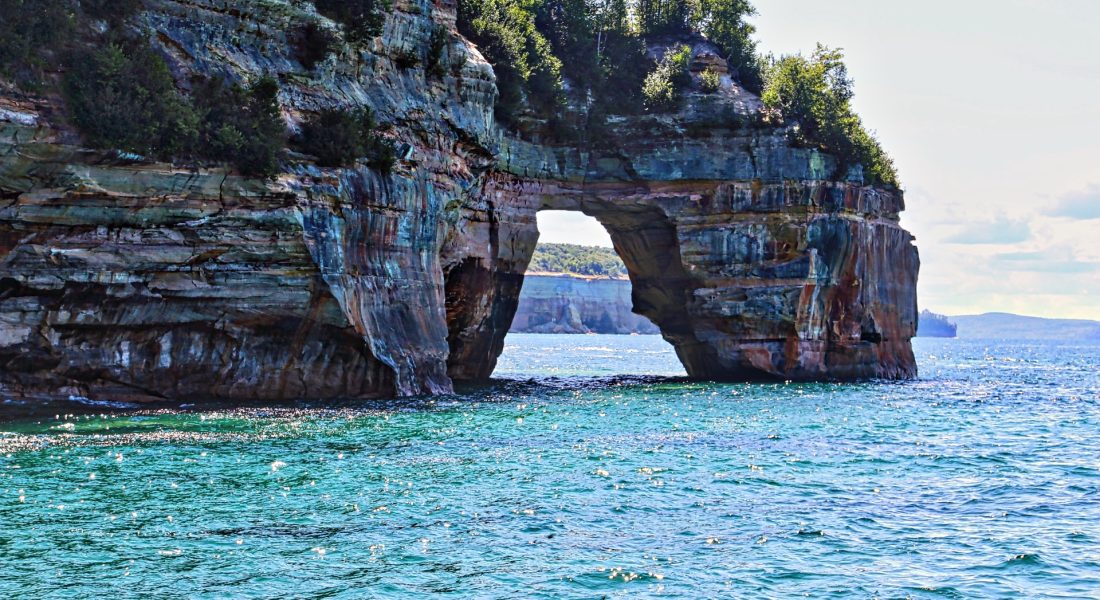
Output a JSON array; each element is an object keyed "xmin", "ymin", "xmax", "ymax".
[
  {"xmin": 510, "ymin": 274, "xmax": 659, "ymax": 335},
  {"xmin": 0, "ymin": 0, "xmax": 918, "ymax": 403}
]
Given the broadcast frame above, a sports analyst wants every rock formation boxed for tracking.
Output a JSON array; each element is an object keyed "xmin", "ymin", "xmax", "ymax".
[
  {"xmin": 510, "ymin": 274, "xmax": 659, "ymax": 335},
  {"xmin": 916, "ymin": 310, "xmax": 957, "ymax": 338},
  {"xmin": 0, "ymin": 0, "xmax": 919, "ymax": 403}
]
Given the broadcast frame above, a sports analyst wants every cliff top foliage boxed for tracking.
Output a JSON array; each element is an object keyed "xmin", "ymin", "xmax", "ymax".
[
  {"xmin": 761, "ymin": 45, "xmax": 898, "ymax": 187},
  {"xmin": 0, "ymin": 0, "xmax": 897, "ymax": 186},
  {"xmin": 294, "ymin": 107, "xmax": 398, "ymax": 173},
  {"xmin": 458, "ymin": 0, "xmax": 899, "ymax": 186},
  {"xmin": 0, "ymin": 0, "xmax": 395, "ymax": 177},
  {"xmin": 529, "ymin": 243, "xmax": 627, "ymax": 277}
]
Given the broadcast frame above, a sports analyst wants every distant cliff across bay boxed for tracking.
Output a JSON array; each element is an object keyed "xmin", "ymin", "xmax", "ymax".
[
  {"xmin": 513, "ymin": 244, "xmax": 656, "ymax": 334},
  {"xmin": 511, "ymin": 274, "xmax": 659, "ymax": 334}
]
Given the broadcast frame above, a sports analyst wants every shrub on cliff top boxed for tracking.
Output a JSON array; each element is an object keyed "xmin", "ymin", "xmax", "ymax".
[
  {"xmin": 293, "ymin": 21, "xmax": 339, "ymax": 70},
  {"xmin": 82, "ymin": 0, "xmax": 143, "ymax": 25},
  {"xmin": 699, "ymin": 66, "xmax": 721, "ymax": 93},
  {"xmin": 457, "ymin": 0, "xmax": 563, "ymax": 124},
  {"xmin": 63, "ymin": 40, "xmax": 200, "ymax": 159},
  {"xmin": 296, "ymin": 107, "xmax": 398, "ymax": 173},
  {"xmin": 642, "ymin": 45, "xmax": 692, "ymax": 112},
  {"xmin": 697, "ymin": 0, "xmax": 764, "ymax": 94},
  {"xmin": 191, "ymin": 76, "xmax": 287, "ymax": 178},
  {"xmin": 313, "ymin": 0, "xmax": 392, "ymax": 42},
  {"xmin": 0, "ymin": 0, "xmax": 146, "ymax": 87},
  {"xmin": 64, "ymin": 38, "xmax": 286, "ymax": 177},
  {"xmin": 761, "ymin": 44, "xmax": 898, "ymax": 187},
  {"xmin": 426, "ymin": 24, "xmax": 449, "ymax": 78},
  {"xmin": 0, "ymin": 0, "xmax": 76, "ymax": 87}
]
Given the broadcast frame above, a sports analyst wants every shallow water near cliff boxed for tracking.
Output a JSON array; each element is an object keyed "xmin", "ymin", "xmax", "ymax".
[{"xmin": 2, "ymin": 335, "xmax": 1099, "ymax": 598}]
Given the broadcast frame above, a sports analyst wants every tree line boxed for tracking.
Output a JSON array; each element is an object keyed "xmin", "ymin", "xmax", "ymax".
[
  {"xmin": 529, "ymin": 243, "xmax": 628, "ymax": 277},
  {"xmin": 459, "ymin": 0, "xmax": 899, "ymax": 186},
  {"xmin": 0, "ymin": 0, "xmax": 898, "ymax": 186}
]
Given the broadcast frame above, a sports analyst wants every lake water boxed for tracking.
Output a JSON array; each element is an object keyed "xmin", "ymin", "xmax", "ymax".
[{"xmin": 2, "ymin": 335, "xmax": 1099, "ymax": 598}]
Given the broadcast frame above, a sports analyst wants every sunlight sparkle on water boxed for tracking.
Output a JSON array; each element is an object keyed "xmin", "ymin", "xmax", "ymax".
[{"xmin": 0, "ymin": 337, "xmax": 1098, "ymax": 598}]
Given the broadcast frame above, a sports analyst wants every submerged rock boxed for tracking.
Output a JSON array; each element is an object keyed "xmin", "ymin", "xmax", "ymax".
[{"xmin": 0, "ymin": 0, "xmax": 918, "ymax": 403}]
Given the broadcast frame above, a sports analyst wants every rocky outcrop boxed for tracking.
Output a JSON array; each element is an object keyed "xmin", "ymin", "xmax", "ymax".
[
  {"xmin": 0, "ymin": 0, "xmax": 918, "ymax": 403},
  {"xmin": 916, "ymin": 310, "xmax": 957, "ymax": 338},
  {"xmin": 510, "ymin": 274, "xmax": 659, "ymax": 334}
]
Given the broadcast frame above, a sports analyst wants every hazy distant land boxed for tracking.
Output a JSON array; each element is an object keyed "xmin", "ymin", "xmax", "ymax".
[{"xmin": 946, "ymin": 312, "xmax": 1100, "ymax": 341}]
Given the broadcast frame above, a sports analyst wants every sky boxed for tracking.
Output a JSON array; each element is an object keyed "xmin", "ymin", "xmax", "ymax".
[{"xmin": 537, "ymin": 0, "xmax": 1100, "ymax": 320}]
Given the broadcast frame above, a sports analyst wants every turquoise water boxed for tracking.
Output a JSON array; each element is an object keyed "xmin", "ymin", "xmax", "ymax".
[{"xmin": 2, "ymin": 335, "xmax": 1099, "ymax": 598}]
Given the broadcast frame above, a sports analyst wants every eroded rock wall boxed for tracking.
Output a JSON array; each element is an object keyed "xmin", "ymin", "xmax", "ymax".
[
  {"xmin": 0, "ymin": 0, "xmax": 918, "ymax": 403},
  {"xmin": 510, "ymin": 274, "xmax": 660, "ymax": 334},
  {"xmin": 1, "ymin": 0, "xmax": 495, "ymax": 400}
]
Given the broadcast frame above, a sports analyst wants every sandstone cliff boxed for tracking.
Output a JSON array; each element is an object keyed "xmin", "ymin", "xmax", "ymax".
[
  {"xmin": 0, "ymin": 0, "xmax": 919, "ymax": 402},
  {"xmin": 510, "ymin": 274, "xmax": 659, "ymax": 335}
]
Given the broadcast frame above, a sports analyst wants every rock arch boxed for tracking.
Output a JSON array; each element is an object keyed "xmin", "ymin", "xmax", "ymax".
[
  {"xmin": 0, "ymin": 5, "xmax": 917, "ymax": 403},
  {"xmin": 443, "ymin": 173, "xmax": 918, "ymax": 386}
]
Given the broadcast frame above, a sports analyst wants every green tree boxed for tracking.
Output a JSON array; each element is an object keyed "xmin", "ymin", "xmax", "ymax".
[
  {"xmin": 591, "ymin": 0, "xmax": 651, "ymax": 114},
  {"xmin": 0, "ymin": 0, "xmax": 76, "ymax": 87},
  {"xmin": 63, "ymin": 41, "xmax": 200, "ymax": 159},
  {"xmin": 761, "ymin": 45, "xmax": 898, "ymax": 186},
  {"xmin": 637, "ymin": 0, "xmax": 694, "ymax": 35},
  {"xmin": 696, "ymin": 0, "xmax": 762, "ymax": 93},
  {"xmin": 457, "ymin": 0, "xmax": 564, "ymax": 123},
  {"xmin": 313, "ymin": 0, "xmax": 392, "ymax": 42},
  {"xmin": 642, "ymin": 44, "xmax": 692, "ymax": 111},
  {"xmin": 192, "ymin": 76, "xmax": 286, "ymax": 178},
  {"xmin": 536, "ymin": 0, "xmax": 599, "ymax": 91},
  {"xmin": 296, "ymin": 107, "xmax": 398, "ymax": 173}
]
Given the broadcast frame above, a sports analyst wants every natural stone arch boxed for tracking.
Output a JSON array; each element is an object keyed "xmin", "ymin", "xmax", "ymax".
[
  {"xmin": 442, "ymin": 175, "xmax": 919, "ymax": 384},
  {"xmin": 0, "ymin": 11, "xmax": 918, "ymax": 403}
]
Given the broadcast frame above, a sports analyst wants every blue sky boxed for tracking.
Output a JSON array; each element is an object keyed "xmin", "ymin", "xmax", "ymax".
[{"xmin": 538, "ymin": 0, "xmax": 1100, "ymax": 319}]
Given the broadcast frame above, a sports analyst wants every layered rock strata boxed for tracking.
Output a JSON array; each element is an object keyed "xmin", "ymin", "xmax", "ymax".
[
  {"xmin": 510, "ymin": 274, "xmax": 659, "ymax": 335},
  {"xmin": 0, "ymin": 0, "xmax": 918, "ymax": 403}
]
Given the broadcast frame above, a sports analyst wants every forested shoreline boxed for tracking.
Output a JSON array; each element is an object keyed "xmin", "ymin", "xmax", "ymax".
[{"xmin": 528, "ymin": 243, "xmax": 628, "ymax": 277}]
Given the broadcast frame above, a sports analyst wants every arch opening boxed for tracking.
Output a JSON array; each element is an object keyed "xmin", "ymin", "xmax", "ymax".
[
  {"xmin": 441, "ymin": 180, "xmax": 918, "ymax": 386},
  {"xmin": 443, "ymin": 203, "xmax": 725, "ymax": 382}
]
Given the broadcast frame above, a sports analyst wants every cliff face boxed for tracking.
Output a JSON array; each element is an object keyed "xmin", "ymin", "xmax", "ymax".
[
  {"xmin": 0, "ymin": 0, "xmax": 918, "ymax": 402},
  {"xmin": 510, "ymin": 274, "xmax": 659, "ymax": 334}
]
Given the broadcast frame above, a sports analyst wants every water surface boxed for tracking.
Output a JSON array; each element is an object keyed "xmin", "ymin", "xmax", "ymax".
[{"xmin": 1, "ymin": 335, "xmax": 1098, "ymax": 598}]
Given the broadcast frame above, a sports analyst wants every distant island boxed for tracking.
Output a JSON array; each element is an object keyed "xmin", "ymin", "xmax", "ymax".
[
  {"xmin": 917, "ymin": 310, "xmax": 957, "ymax": 338},
  {"xmin": 949, "ymin": 313, "xmax": 1100, "ymax": 341}
]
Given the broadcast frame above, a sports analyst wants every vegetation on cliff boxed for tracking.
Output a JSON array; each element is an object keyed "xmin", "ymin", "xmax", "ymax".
[
  {"xmin": 295, "ymin": 108, "xmax": 398, "ymax": 173},
  {"xmin": 761, "ymin": 45, "xmax": 898, "ymax": 187},
  {"xmin": 0, "ymin": 0, "xmax": 896, "ymax": 186},
  {"xmin": 456, "ymin": 0, "xmax": 898, "ymax": 185},
  {"xmin": 313, "ymin": 0, "xmax": 392, "ymax": 42},
  {"xmin": 529, "ymin": 243, "xmax": 627, "ymax": 277},
  {"xmin": 641, "ymin": 44, "xmax": 692, "ymax": 110},
  {"xmin": 0, "ymin": 0, "xmax": 404, "ymax": 177},
  {"xmin": 63, "ymin": 40, "xmax": 286, "ymax": 177},
  {"xmin": 456, "ymin": 0, "xmax": 566, "ymax": 123}
]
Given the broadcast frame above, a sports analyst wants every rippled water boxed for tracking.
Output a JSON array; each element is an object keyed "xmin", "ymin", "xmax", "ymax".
[{"xmin": 2, "ymin": 335, "xmax": 1099, "ymax": 598}]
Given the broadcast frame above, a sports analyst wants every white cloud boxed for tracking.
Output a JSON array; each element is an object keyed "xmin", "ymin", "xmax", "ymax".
[{"xmin": 1045, "ymin": 184, "xmax": 1100, "ymax": 220}]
